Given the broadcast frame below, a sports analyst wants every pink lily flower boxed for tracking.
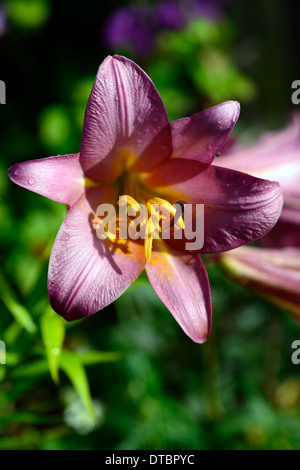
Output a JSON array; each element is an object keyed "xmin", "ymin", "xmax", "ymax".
[
  {"xmin": 215, "ymin": 115, "xmax": 300, "ymax": 318},
  {"xmin": 8, "ymin": 56, "xmax": 283, "ymax": 343},
  {"xmin": 220, "ymin": 246, "xmax": 300, "ymax": 320},
  {"xmin": 217, "ymin": 114, "xmax": 300, "ymax": 248}
]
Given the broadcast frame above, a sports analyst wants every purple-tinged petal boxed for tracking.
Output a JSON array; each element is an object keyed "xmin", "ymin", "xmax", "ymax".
[
  {"xmin": 80, "ymin": 55, "xmax": 172, "ymax": 183},
  {"xmin": 142, "ymin": 158, "xmax": 283, "ymax": 253},
  {"xmin": 146, "ymin": 242, "xmax": 212, "ymax": 343},
  {"xmin": 170, "ymin": 101, "xmax": 240, "ymax": 164},
  {"xmin": 48, "ymin": 187, "xmax": 146, "ymax": 321},
  {"xmin": 260, "ymin": 211, "xmax": 300, "ymax": 249},
  {"xmin": 218, "ymin": 113, "xmax": 300, "ymax": 200},
  {"xmin": 8, "ymin": 153, "xmax": 85, "ymax": 207},
  {"xmin": 278, "ymin": 207, "xmax": 300, "ymax": 226},
  {"xmin": 220, "ymin": 246, "xmax": 300, "ymax": 318}
]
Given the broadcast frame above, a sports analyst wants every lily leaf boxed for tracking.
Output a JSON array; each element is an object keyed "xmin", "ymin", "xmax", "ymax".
[
  {"xmin": 77, "ymin": 350, "xmax": 122, "ymax": 365},
  {"xmin": 0, "ymin": 269, "xmax": 37, "ymax": 333},
  {"xmin": 40, "ymin": 308, "xmax": 65, "ymax": 384},
  {"xmin": 60, "ymin": 350, "xmax": 94, "ymax": 418}
]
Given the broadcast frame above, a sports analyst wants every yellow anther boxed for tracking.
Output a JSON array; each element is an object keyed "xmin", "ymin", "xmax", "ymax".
[
  {"xmin": 144, "ymin": 216, "xmax": 155, "ymax": 263},
  {"xmin": 148, "ymin": 197, "xmax": 177, "ymax": 216},
  {"xmin": 118, "ymin": 195, "xmax": 141, "ymax": 213},
  {"xmin": 148, "ymin": 197, "xmax": 185, "ymax": 231},
  {"xmin": 146, "ymin": 201, "xmax": 160, "ymax": 233},
  {"xmin": 173, "ymin": 214, "xmax": 185, "ymax": 232},
  {"xmin": 94, "ymin": 195, "xmax": 186, "ymax": 262}
]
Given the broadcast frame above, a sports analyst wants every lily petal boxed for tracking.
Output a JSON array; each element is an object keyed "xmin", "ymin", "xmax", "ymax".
[
  {"xmin": 171, "ymin": 100, "xmax": 240, "ymax": 163},
  {"xmin": 220, "ymin": 246, "xmax": 300, "ymax": 318},
  {"xmin": 8, "ymin": 153, "xmax": 85, "ymax": 207},
  {"xmin": 48, "ymin": 187, "xmax": 146, "ymax": 321},
  {"xmin": 143, "ymin": 158, "xmax": 283, "ymax": 253},
  {"xmin": 218, "ymin": 115, "xmax": 300, "ymax": 250},
  {"xmin": 80, "ymin": 55, "xmax": 172, "ymax": 183},
  {"xmin": 260, "ymin": 210, "xmax": 300, "ymax": 248},
  {"xmin": 218, "ymin": 113, "xmax": 300, "ymax": 200},
  {"xmin": 146, "ymin": 242, "xmax": 212, "ymax": 343}
]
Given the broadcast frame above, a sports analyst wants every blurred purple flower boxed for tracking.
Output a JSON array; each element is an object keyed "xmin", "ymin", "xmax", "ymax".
[
  {"xmin": 218, "ymin": 114, "xmax": 300, "ymax": 248},
  {"xmin": 103, "ymin": 0, "xmax": 232, "ymax": 57},
  {"xmin": 220, "ymin": 246, "xmax": 300, "ymax": 319},
  {"xmin": 0, "ymin": 4, "xmax": 7, "ymax": 37},
  {"xmin": 155, "ymin": 1, "xmax": 185, "ymax": 29},
  {"xmin": 193, "ymin": 0, "xmax": 231, "ymax": 21},
  {"xmin": 103, "ymin": 7, "xmax": 155, "ymax": 58},
  {"xmin": 215, "ymin": 115, "xmax": 300, "ymax": 320}
]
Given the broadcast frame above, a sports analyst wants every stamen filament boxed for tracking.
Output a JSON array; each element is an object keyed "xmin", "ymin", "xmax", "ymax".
[
  {"xmin": 145, "ymin": 216, "xmax": 155, "ymax": 263},
  {"xmin": 94, "ymin": 194, "xmax": 186, "ymax": 262}
]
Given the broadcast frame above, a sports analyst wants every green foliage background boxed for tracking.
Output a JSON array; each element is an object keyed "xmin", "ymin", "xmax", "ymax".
[{"xmin": 0, "ymin": 0, "xmax": 300, "ymax": 450}]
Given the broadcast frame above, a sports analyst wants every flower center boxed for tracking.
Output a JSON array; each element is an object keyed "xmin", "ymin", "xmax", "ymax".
[{"xmin": 92, "ymin": 195, "xmax": 185, "ymax": 262}]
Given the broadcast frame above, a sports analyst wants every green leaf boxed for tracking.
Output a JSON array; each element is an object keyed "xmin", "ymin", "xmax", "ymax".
[
  {"xmin": 0, "ymin": 366, "xmax": 6, "ymax": 382},
  {"xmin": 0, "ymin": 269, "xmax": 37, "ymax": 333},
  {"xmin": 60, "ymin": 350, "xmax": 95, "ymax": 418},
  {"xmin": 40, "ymin": 308, "xmax": 66, "ymax": 384},
  {"xmin": 11, "ymin": 359, "xmax": 49, "ymax": 378},
  {"xmin": 77, "ymin": 350, "xmax": 122, "ymax": 365}
]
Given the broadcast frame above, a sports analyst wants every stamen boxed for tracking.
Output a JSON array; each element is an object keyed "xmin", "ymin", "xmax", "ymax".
[
  {"xmin": 145, "ymin": 216, "xmax": 155, "ymax": 263},
  {"xmin": 173, "ymin": 201, "xmax": 186, "ymax": 230},
  {"xmin": 148, "ymin": 197, "xmax": 185, "ymax": 231},
  {"xmin": 93, "ymin": 195, "xmax": 186, "ymax": 262},
  {"xmin": 148, "ymin": 197, "xmax": 176, "ymax": 216},
  {"xmin": 146, "ymin": 201, "xmax": 160, "ymax": 232},
  {"xmin": 118, "ymin": 195, "xmax": 141, "ymax": 213}
]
